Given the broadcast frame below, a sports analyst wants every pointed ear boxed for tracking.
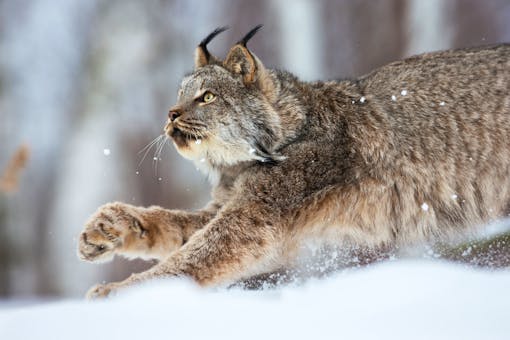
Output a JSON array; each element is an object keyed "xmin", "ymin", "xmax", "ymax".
[
  {"xmin": 194, "ymin": 27, "xmax": 228, "ymax": 69},
  {"xmin": 224, "ymin": 25, "xmax": 275, "ymax": 98},
  {"xmin": 224, "ymin": 44, "xmax": 257, "ymax": 83},
  {"xmin": 224, "ymin": 25, "xmax": 262, "ymax": 83}
]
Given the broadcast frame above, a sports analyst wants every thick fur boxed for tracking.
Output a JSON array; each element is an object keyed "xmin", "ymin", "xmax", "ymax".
[{"xmin": 78, "ymin": 29, "xmax": 510, "ymax": 298}]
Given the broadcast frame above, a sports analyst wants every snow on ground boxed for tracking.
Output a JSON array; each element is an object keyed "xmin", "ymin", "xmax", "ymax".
[{"xmin": 1, "ymin": 260, "xmax": 509, "ymax": 340}]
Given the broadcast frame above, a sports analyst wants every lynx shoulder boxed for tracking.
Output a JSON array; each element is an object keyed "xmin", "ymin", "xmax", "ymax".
[{"xmin": 79, "ymin": 27, "xmax": 510, "ymax": 298}]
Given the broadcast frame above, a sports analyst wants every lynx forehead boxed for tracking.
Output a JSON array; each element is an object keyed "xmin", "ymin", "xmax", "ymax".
[
  {"xmin": 179, "ymin": 66, "xmax": 240, "ymax": 95},
  {"xmin": 79, "ymin": 25, "xmax": 510, "ymax": 299}
]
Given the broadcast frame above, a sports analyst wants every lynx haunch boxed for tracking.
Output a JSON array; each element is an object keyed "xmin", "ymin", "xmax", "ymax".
[{"xmin": 78, "ymin": 26, "xmax": 510, "ymax": 298}]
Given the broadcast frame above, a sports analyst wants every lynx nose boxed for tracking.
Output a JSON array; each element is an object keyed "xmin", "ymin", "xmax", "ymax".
[{"xmin": 168, "ymin": 110, "xmax": 181, "ymax": 122}]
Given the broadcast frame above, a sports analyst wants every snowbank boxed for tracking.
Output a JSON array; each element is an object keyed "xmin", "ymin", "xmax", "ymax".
[{"xmin": 1, "ymin": 260, "xmax": 509, "ymax": 340}]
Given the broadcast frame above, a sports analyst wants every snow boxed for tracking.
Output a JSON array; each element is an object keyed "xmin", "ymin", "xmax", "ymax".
[
  {"xmin": 421, "ymin": 202, "xmax": 429, "ymax": 211},
  {"xmin": 401, "ymin": 89, "xmax": 408, "ymax": 96},
  {"xmin": 102, "ymin": 148, "xmax": 110, "ymax": 156},
  {"xmin": 359, "ymin": 96, "xmax": 366, "ymax": 103},
  {"xmin": 462, "ymin": 246, "xmax": 473, "ymax": 257},
  {"xmin": 1, "ymin": 260, "xmax": 509, "ymax": 340},
  {"xmin": 391, "ymin": 95, "xmax": 397, "ymax": 101},
  {"xmin": 440, "ymin": 101, "xmax": 445, "ymax": 106},
  {"xmin": 451, "ymin": 194, "xmax": 458, "ymax": 200},
  {"xmin": 195, "ymin": 139, "xmax": 202, "ymax": 145}
]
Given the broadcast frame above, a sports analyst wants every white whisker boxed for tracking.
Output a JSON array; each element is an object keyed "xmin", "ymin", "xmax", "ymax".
[
  {"xmin": 153, "ymin": 135, "xmax": 168, "ymax": 176},
  {"xmin": 138, "ymin": 135, "xmax": 164, "ymax": 167}
]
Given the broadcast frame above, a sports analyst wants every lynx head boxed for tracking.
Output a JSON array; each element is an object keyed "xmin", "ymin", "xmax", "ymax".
[{"xmin": 165, "ymin": 25, "xmax": 293, "ymax": 170}]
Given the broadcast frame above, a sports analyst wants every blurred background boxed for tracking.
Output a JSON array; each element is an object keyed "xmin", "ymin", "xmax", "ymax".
[{"xmin": 1, "ymin": 0, "xmax": 510, "ymax": 298}]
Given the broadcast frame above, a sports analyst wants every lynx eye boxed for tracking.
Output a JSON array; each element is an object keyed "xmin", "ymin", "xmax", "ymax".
[{"xmin": 202, "ymin": 92, "xmax": 215, "ymax": 103}]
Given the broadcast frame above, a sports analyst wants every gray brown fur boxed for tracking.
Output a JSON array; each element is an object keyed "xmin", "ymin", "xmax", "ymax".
[{"xmin": 78, "ymin": 27, "xmax": 510, "ymax": 298}]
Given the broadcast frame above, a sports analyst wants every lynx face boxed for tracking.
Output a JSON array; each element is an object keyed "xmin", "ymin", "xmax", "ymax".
[
  {"xmin": 165, "ymin": 66, "xmax": 275, "ymax": 166},
  {"xmin": 165, "ymin": 26, "xmax": 284, "ymax": 169}
]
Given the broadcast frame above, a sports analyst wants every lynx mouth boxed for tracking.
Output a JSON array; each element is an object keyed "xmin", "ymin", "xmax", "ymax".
[{"xmin": 169, "ymin": 126, "xmax": 201, "ymax": 148}]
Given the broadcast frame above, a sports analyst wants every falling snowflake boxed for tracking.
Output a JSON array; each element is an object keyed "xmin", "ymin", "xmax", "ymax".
[
  {"xmin": 451, "ymin": 194, "xmax": 458, "ymax": 200},
  {"xmin": 439, "ymin": 101, "xmax": 445, "ymax": 106},
  {"xmin": 421, "ymin": 203, "xmax": 429, "ymax": 211},
  {"xmin": 103, "ymin": 148, "xmax": 111, "ymax": 156},
  {"xmin": 195, "ymin": 139, "xmax": 202, "ymax": 145},
  {"xmin": 360, "ymin": 96, "xmax": 366, "ymax": 103},
  {"xmin": 391, "ymin": 95, "xmax": 397, "ymax": 101},
  {"xmin": 401, "ymin": 90, "xmax": 408, "ymax": 96}
]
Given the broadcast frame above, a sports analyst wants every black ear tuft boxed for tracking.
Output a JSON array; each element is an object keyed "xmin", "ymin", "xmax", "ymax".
[
  {"xmin": 237, "ymin": 24, "xmax": 263, "ymax": 47},
  {"xmin": 199, "ymin": 26, "xmax": 229, "ymax": 60}
]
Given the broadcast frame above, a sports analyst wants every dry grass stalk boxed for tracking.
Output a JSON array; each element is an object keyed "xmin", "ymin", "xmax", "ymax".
[{"xmin": 0, "ymin": 144, "xmax": 30, "ymax": 193}]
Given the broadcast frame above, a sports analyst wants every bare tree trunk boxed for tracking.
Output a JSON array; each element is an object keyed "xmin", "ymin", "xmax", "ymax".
[
  {"xmin": 405, "ymin": 0, "xmax": 454, "ymax": 55},
  {"xmin": 0, "ymin": 195, "xmax": 9, "ymax": 296},
  {"xmin": 0, "ymin": 0, "xmax": 96, "ymax": 296},
  {"xmin": 269, "ymin": 0, "xmax": 325, "ymax": 80}
]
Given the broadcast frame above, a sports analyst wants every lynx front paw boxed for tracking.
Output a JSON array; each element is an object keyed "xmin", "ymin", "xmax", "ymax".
[
  {"xmin": 86, "ymin": 283, "xmax": 118, "ymax": 300},
  {"xmin": 78, "ymin": 202, "xmax": 147, "ymax": 263}
]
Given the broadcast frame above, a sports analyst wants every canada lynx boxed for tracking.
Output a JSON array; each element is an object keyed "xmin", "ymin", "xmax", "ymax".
[{"xmin": 78, "ymin": 26, "xmax": 510, "ymax": 298}]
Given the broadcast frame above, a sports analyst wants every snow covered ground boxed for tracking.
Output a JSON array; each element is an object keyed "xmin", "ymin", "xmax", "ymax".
[{"xmin": 1, "ymin": 260, "xmax": 509, "ymax": 340}]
